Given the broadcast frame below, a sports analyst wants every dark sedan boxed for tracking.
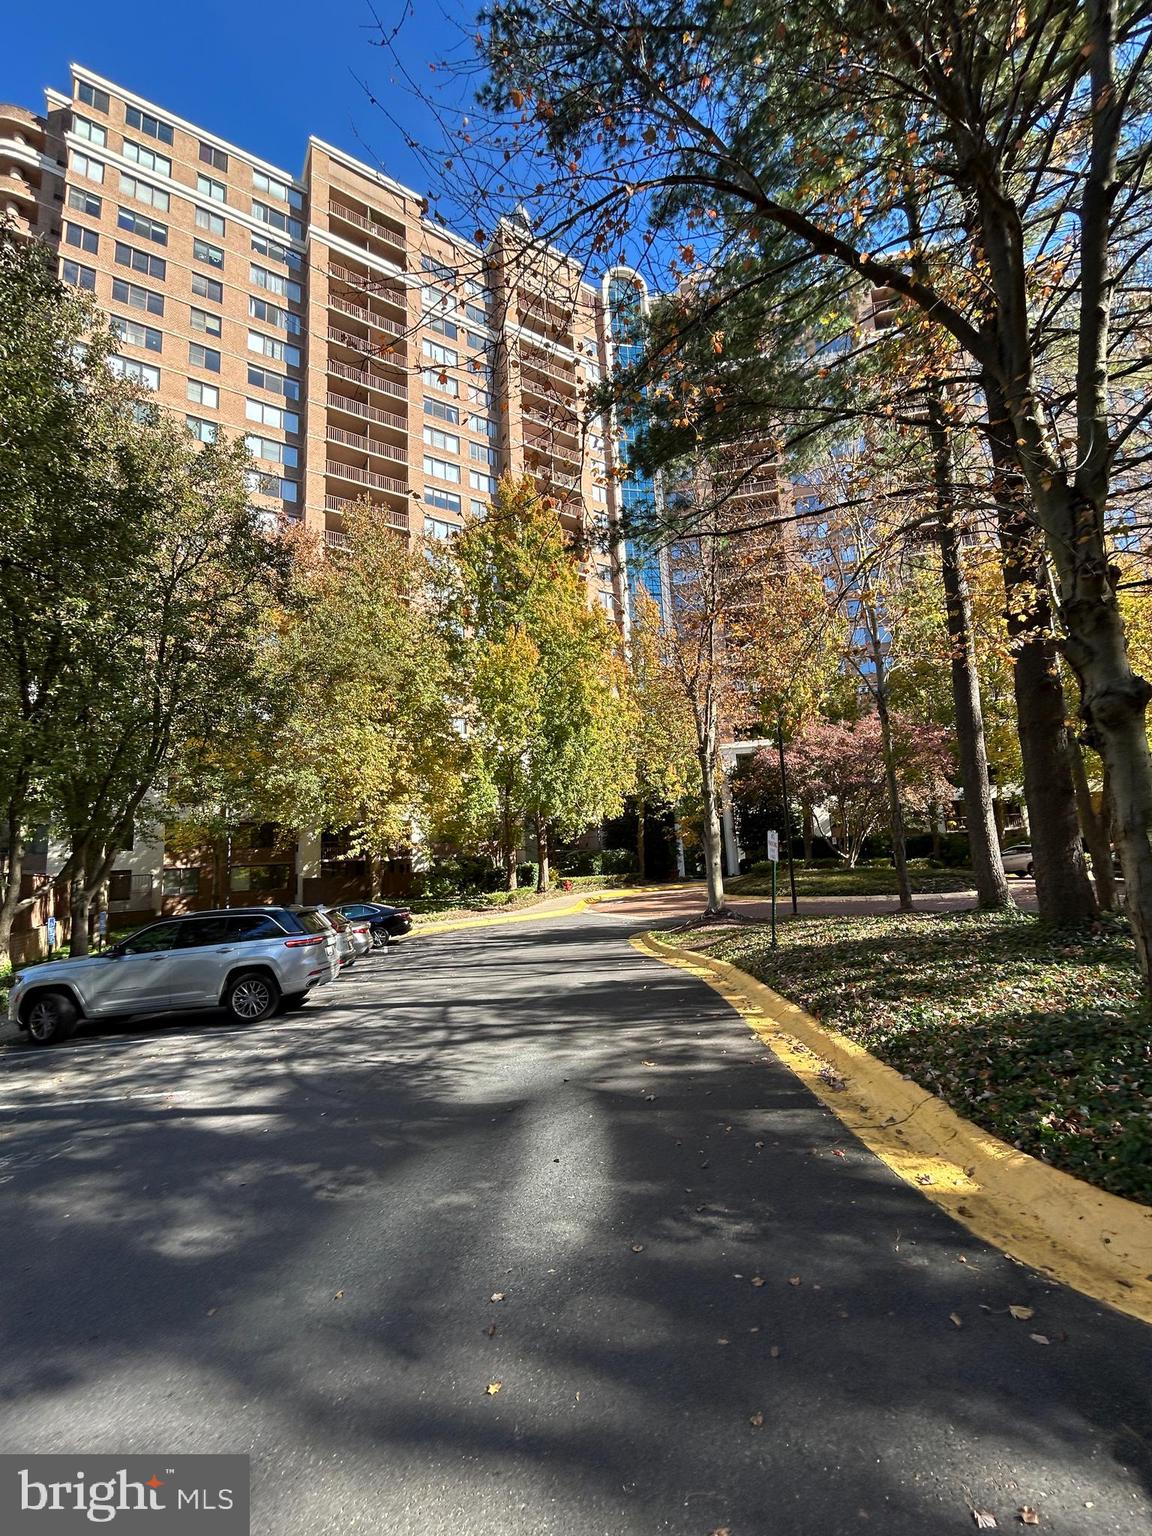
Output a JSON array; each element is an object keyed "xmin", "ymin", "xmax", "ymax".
[{"xmin": 330, "ymin": 901, "xmax": 413, "ymax": 947}]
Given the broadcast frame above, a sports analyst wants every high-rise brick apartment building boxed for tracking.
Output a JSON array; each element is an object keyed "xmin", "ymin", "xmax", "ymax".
[{"xmin": 0, "ymin": 65, "xmax": 628, "ymax": 925}]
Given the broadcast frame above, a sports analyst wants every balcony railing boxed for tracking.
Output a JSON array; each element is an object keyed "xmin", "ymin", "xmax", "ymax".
[
  {"xmin": 326, "ymin": 459, "xmax": 408, "ymax": 495},
  {"xmin": 324, "ymin": 528, "xmax": 353, "ymax": 549},
  {"xmin": 328, "ymin": 200, "xmax": 406, "ymax": 251},
  {"xmin": 327, "ymin": 324, "xmax": 405, "ymax": 360},
  {"xmin": 328, "ymin": 261, "xmax": 407, "ymax": 304},
  {"xmin": 329, "ymin": 293, "xmax": 405, "ymax": 338},
  {"xmin": 327, "ymin": 357, "xmax": 407, "ymax": 401},
  {"xmin": 521, "ymin": 404, "xmax": 580, "ymax": 438},
  {"xmin": 326, "ymin": 425, "xmax": 406, "ymax": 464},
  {"xmin": 518, "ymin": 344, "xmax": 579, "ymax": 390},
  {"xmin": 325, "ymin": 492, "xmax": 410, "ymax": 532},
  {"xmin": 325, "ymin": 391, "xmax": 406, "ymax": 432}
]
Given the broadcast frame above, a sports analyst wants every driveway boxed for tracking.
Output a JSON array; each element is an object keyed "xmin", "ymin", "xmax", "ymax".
[{"xmin": 0, "ymin": 911, "xmax": 1148, "ymax": 1535}]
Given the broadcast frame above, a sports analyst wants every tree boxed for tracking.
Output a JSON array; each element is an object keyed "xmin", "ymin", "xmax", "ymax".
[
  {"xmin": 784, "ymin": 715, "xmax": 954, "ymax": 868},
  {"xmin": 467, "ymin": 0, "xmax": 1152, "ymax": 982},
  {"xmin": 434, "ymin": 476, "xmax": 635, "ymax": 889},
  {"xmin": 625, "ymin": 591, "xmax": 697, "ymax": 877}
]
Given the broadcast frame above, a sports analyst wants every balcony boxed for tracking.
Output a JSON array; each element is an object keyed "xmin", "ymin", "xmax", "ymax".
[
  {"xmin": 518, "ymin": 343, "xmax": 579, "ymax": 391},
  {"xmin": 328, "ymin": 261, "xmax": 407, "ymax": 305},
  {"xmin": 329, "ymin": 292, "xmax": 405, "ymax": 338},
  {"xmin": 324, "ymin": 528, "xmax": 353, "ymax": 550},
  {"xmin": 326, "ymin": 425, "xmax": 406, "ymax": 464},
  {"xmin": 325, "ymin": 492, "xmax": 410, "ymax": 532},
  {"xmin": 326, "ymin": 459, "xmax": 408, "ymax": 496},
  {"xmin": 327, "ymin": 357, "xmax": 407, "ymax": 402},
  {"xmin": 521, "ymin": 404, "xmax": 580, "ymax": 440},
  {"xmin": 326, "ymin": 391, "xmax": 406, "ymax": 432},
  {"xmin": 328, "ymin": 200, "xmax": 406, "ymax": 259},
  {"xmin": 327, "ymin": 323, "xmax": 405, "ymax": 361}
]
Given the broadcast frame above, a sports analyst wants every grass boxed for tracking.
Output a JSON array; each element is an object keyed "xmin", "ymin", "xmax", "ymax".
[
  {"xmin": 669, "ymin": 909, "xmax": 1152, "ymax": 1206},
  {"xmin": 728, "ymin": 859, "xmax": 977, "ymax": 898},
  {"xmin": 409, "ymin": 872, "xmax": 640, "ymax": 924}
]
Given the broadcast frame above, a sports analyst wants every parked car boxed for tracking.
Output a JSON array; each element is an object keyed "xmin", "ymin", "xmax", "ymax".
[
  {"xmin": 330, "ymin": 901, "xmax": 413, "ymax": 947},
  {"xmin": 295, "ymin": 905, "xmax": 366, "ymax": 969},
  {"xmin": 1001, "ymin": 843, "xmax": 1033, "ymax": 877},
  {"xmin": 8, "ymin": 907, "xmax": 341, "ymax": 1047}
]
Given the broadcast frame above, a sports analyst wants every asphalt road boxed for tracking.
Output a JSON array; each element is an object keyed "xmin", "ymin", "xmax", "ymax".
[{"xmin": 0, "ymin": 910, "xmax": 1149, "ymax": 1535}]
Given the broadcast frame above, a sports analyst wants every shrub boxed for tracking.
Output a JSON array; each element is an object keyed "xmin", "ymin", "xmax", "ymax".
[{"xmin": 601, "ymin": 848, "xmax": 636, "ymax": 874}]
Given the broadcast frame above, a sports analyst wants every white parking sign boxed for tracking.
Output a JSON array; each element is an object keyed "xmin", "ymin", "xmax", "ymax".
[{"xmin": 766, "ymin": 830, "xmax": 779, "ymax": 862}]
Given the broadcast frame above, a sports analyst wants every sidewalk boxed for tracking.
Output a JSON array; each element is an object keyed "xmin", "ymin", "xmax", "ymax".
[{"xmin": 596, "ymin": 879, "xmax": 1038, "ymax": 923}]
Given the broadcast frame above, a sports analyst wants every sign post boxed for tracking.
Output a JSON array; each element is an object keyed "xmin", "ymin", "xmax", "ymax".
[{"xmin": 765, "ymin": 830, "xmax": 780, "ymax": 947}]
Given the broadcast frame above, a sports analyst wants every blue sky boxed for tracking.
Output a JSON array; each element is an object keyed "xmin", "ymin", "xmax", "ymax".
[{"xmin": 2, "ymin": 0, "xmax": 475, "ymax": 194}]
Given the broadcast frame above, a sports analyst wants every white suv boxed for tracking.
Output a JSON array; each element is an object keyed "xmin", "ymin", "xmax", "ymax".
[{"xmin": 8, "ymin": 907, "xmax": 341, "ymax": 1047}]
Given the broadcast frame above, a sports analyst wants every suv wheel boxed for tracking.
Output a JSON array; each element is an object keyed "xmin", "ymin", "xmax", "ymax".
[
  {"xmin": 225, "ymin": 971, "xmax": 279, "ymax": 1024},
  {"xmin": 24, "ymin": 991, "xmax": 78, "ymax": 1047}
]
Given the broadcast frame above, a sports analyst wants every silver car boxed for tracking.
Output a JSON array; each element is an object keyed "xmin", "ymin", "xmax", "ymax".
[
  {"xmin": 8, "ymin": 906, "xmax": 341, "ymax": 1047},
  {"xmin": 1001, "ymin": 843, "xmax": 1033, "ymax": 877}
]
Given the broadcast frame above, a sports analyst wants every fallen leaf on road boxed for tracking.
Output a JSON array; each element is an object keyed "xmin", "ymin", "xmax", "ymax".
[
  {"xmin": 769, "ymin": 1345, "xmax": 781, "ymax": 1359},
  {"xmin": 206, "ymin": 1308, "xmax": 217, "ymax": 1317},
  {"xmin": 788, "ymin": 1276, "xmax": 801, "ymax": 1286},
  {"xmin": 1018, "ymin": 1510, "xmax": 1039, "ymax": 1526},
  {"xmin": 708, "ymin": 1528, "xmax": 731, "ymax": 1536},
  {"xmin": 334, "ymin": 1291, "xmax": 345, "ymax": 1301},
  {"xmin": 716, "ymin": 1337, "xmax": 730, "ymax": 1345},
  {"xmin": 950, "ymin": 1312, "xmax": 963, "ymax": 1328},
  {"xmin": 642, "ymin": 1060, "xmax": 656, "ymax": 1067},
  {"xmin": 1029, "ymin": 1333, "xmax": 1050, "ymax": 1345},
  {"xmin": 750, "ymin": 1276, "xmax": 765, "ymax": 1288},
  {"xmin": 485, "ymin": 1382, "xmax": 502, "ymax": 1395},
  {"xmin": 1008, "ymin": 1306, "xmax": 1034, "ymax": 1320},
  {"xmin": 490, "ymin": 1292, "xmax": 505, "ymax": 1302},
  {"xmin": 972, "ymin": 1511, "xmax": 997, "ymax": 1529},
  {"xmin": 915, "ymin": 1173, "xmax": 934, "ymax": 1185},
  {"xmin": 631, "ymin": 1243, "xmax": 645, "ymax": 1253},
  {"xmin": 754, "ymin": 1140, "xmax": 764, "ymax": 1148},
  {"xmin": 749, "ymin": 1410, "xmax": 764, "ymax": 1427},
  {"xmin": 485, "ymin": 1323, "xmax": 497, "ymax": 1338}
]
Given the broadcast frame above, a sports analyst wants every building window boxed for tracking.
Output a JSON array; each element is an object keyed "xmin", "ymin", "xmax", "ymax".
[
  {"xmin": 421, "ymin": 256, "xmax": 455, "ymax": 283},
  {"xmin": 251, "ymin": 233, "xmax": 303, "ymax": 271},
  {"xmin": 187, "ymin": 379, "xmax": 219, "ymax": 408},
  {"xmin": 423, "ymin": 425, "xmax": 460, "ymax": 454},
  {"xmin": 252, "ymin": 169, "xmax": 303, "ymax": 210},
  {"xmin": 427, "ymin": 314, "xmax": 458, "ymax": 340},
  {"xmin": 468, "ymin": 384, "xmax": 492, "ymax": 408},
  {"xmin": 425, "ymin": 488, "xmax": 461, "ymax": 515},
  {"xmin": 118, "ymin": 207, "xmax": 167, "ymax": 245},
  {"xmin": 423, "ymin": 455, "xmax": 460, "ymax": 484},
  {"xmin": 245, "ymin": 434, "xmax": 298, "ymax": 468},
  {"xmin": 195, "ymin": 207, "xmax": 226, "ymax": 237},
  {"xmin": 190, "ymin": 306, "xmax": 222, "ymax": 337},
  {"xmin": 199, "ymin": 142, "xmax": 228, "ymax": 172},
  {"xmin": 115, "ymin": 241, "xmax": 165, "ymax": 279},
  {"xmin": 62, "ymin": 260, "xmax": 96, "ymax": 290},
  {"xmin": 186, "ymin": 415, "xmax": 217, "ymax": 443},
  {"xmin": 251, "ymin": 264, "xmax": 301, "ymax": 303},
  {"xmin": 66, "ymin": 185, "xmax": 102, "ymax": 218},
  {"xmin": 424, "ymin": 515, "xmax": 460, "ymax": 541},
  {"xmin": 197, "ymin": 173, "xmax": 227, "ymax": 204},
  {"xmin": 111, "ymin": 276, "xmax": 164, "ymax": 317},
  {"xmin": 251, "ymin": 200, "xmax": 303, "ymax": 239},
  {"xmin": 123, "ymin": 139, "xmax": 172, "ymax": 177},
  {"xmin": 124, "ymin": 105, "xmax": 174, "ymax": 144},
  {"xmin": 470, "ymin": 414, "xmax": 498, "ymax": 437},
  {"xmin": 424, "ymin": 397, "xmax": 460, "ymax": 425},
  {"xmin": 247, "ymin": 330, "xmax": 299, "ymax": 367},
  {"xmin": 108, "ymin": 869, "xmax": 133, "ymax": 903},
  {"xmin": 189, "ymin": 342, "xmax": 221, "ymax": 372},
  {"xmin": 71, "ymin": 151, "xmax": 105, "ymax": 184},
  {"xmin": 73, "ymin": 116, "xmax": 107, "ymax": 147},
  {"xmin": 247, "ymin": 365, "xmax": 299, "ymax": 401},
  {"xmin": 422, "ymin": 339, "xmax": 458, "ymax": 368},
  {"xmin": 245, "ymin": 398, "xmax": 298, "ymax": 433},
  {"xmin": 469, "ymin": 471, "xmax": 498, "ymax": 494},
  {"xmin": 65, "ymin": 223, "xmax": 99, "ymax": 254},
  {"xmin": 118, "ymin": 173, "xmax": 169, "ymax": 211},
  {"xmin": 163, "ymin": 866, "xmax": 200, "ymax": 898},
  {"xmin": 470, "ymin": 498, "xmax": 489, "ymax": 518},
  {"xmin": 112, "ymin": 315, "xmax": 162, "ymax": 352},
  {"xmin": 246, "ymin": 471, "xmax": 298, "ymax": 502},
  {"xmin": 192, "ymin": 238, "xmax": 224, "ymax": 270},
  {"xmin": 249, "ymin": 296, "xmax": 300, "ymax": 334},
  {"xmin": 469, "ymin": 442, "xmax": 498, "ymax": 466},
  {"xmin": 465, "ymin": 301, "xmax": 490, "ymax": 326},
  {"xmin": 190, "ymin": 272, "xmax": 222, "ymax": 304},
  {"xmin": 108, "ymin": 354, "xmax": 159, "ymax": 389},
  {"xmin": 76, "ymin": 80, "xmax": 110, "ymax": 112},
  {"xmin": 422, "ymin": 368, "xmax": 459, "ymax": 397}
]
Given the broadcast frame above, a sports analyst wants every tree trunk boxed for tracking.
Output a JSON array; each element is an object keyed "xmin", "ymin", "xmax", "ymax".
[
  {"xmin": 1067, "ymin": 736, "xmax": 1116, "ymax": 912},
  {"xmin": 875, "ymin": 692, "xmax": 913, "ymax": 912},
  {"xmin": 927, "ymin": 394, "xmax": 1012, "ymax": 909},
  {"xmin": 635, "ymin": 798, "xmax": 647, "ymax": 880},
  {"xmin": 535, "ymin": 813, "xmax": 549, "ymax": 893},
  {"xmin": 69, "ymin": 871, "xmax": 91, "ymax": 958},
  {"xmin": 0, "ymin": 802, "xmax": 27, "ymax": 963},
  {"xmin": 985, "ymin": 377, "xmax": 1097, "ymax": 923},
  {"xmin": 502, "ymin": 788, "xmax": 517, "ymax": 891},
  {"xmin": 698, "ymin": 745, "xmax": 726, "ymax": 913}
]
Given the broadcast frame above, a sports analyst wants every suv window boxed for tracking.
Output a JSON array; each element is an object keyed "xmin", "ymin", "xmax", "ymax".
[
  {"xmin": 294, "ymin": 911, "xmax": 329, "ymax": 935},
  {"xmin": 176, "ymin": 916, "xmax": 233, "ymax": 947},
  {"xmin": 228, "ymin": 913, "xmax": 288, "ymax": 941},
  {"xmin": 123, "ymin": 922, "xmax": 182, "ymax": 954}
]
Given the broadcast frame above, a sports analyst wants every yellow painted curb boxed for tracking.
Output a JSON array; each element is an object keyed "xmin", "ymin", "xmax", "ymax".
[
  {"xmin": 408, "ymin": 885, "xmax": 668, "ymax": 939},
  {"xmin": 633, "ymin": 929, "xmax": 1152, "ymax": 1326}
]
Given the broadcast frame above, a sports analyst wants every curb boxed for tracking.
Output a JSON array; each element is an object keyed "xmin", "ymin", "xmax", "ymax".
[
  {"xmin": 407, "ymin": 885, "xmax": 668, "ymax": 939},
  {"xmin": 632, "ymin": 929, "xmax": 1152, "ymax": 1327}
]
